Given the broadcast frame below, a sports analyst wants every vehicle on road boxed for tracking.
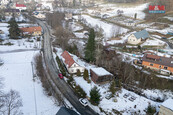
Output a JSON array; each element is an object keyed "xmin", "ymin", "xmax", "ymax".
[
  {"xmin": 58, "ymin": 73, "xmax": 64, "ymax": 79},
  {"xmin": 79, "ymin": 98, "xmax": 88, "ymax": 107}
]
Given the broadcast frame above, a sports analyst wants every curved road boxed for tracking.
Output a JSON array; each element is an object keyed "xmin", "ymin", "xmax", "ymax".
[{"xmin": 31, "ymin": 16, "xmax": 98, "ymax": 115}]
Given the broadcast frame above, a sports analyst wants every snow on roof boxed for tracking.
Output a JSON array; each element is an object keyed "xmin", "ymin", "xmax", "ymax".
[
  {"xmin": 162, "ymin": 98, "xmax": 173, "ymax": 111},
  {"xmin": 91, "ymin": 67, "xmax": 113, "ymax": 76}
]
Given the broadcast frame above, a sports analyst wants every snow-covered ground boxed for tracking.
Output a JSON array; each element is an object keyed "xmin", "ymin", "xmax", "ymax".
[
  {"xmin": 141, "ymin": 38, "xmax": 166, "ymax": 47},
  {"xmin": 0, "ymin": 51, "xmax": 59, "ymax": 115},
  {"xmin": 74, "ymin": 15, "xmax": 129, "ymax": 40},
  {"xmin": 86, "ymin": 3, "xmax": 148, "ymax": 19}
]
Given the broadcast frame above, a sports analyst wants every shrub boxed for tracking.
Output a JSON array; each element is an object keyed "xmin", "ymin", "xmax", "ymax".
[
  {"xmin": 146, "ymin": 105, "xmax": 156, "ymax": 115},
  {"xmin": 76, "ymin": 69, "xmax": 81, "ymax": 76}
]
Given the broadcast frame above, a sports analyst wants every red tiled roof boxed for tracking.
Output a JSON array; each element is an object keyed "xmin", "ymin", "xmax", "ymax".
[
  {"xmin": 61, "ymin": 51, "xmax": 75, "ymax": 68},
  {"xmin": 20, "ymin": 26, "xmax": 42, "ymax": 34},
  {"xmin": 146, "ymin": 54, "xmax": 160, "ymax": 60},
  {"xmin": 16, "ymin": 4, "xmax": 26, "ymax": 7}
]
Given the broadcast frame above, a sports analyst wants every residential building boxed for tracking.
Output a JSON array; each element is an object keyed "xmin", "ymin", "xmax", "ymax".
[
  {"xmin": 142, "ymin": 54, "xmax": 173, "ymax": 74},
  {"xmin": 61, "ymin": 51, "xmax": 85, "ymax": 74},
  {"xmin": 4, "ymin": 9, "xmax": 20, "ymax": 16},
  {"xmin": 90, "ymin": 67, "xmax": 114, "ymax": 84},
  {"xmin": 16, "ymin": 3, "xmax": 26, "ymax": 11},
  {"xmin": 127, "ymin": 29, "xmax": 150, "ymax": 45},
  {"xmin": 33, "ymin": 13, "xmax": 46, "ymax": 20},
  {"xmin": 159, "ymin": 98, "xmax": 173, "ymax": 115},
  {"xmin": 20, "ymin": 26, "xmax": 42, "ymax": 36},
  {"xmin": 56, "ymin": 107, "xmax": 79, "ymax": 115},
  {"xmin": 0, "ymin": 0, "xmax": 9, "ymax": 5},
  {"xmin": 65, "ymin": 13, "xmax": 73, "ymax": 20}
]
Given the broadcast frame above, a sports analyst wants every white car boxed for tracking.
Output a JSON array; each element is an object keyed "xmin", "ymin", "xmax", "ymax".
[{"xmin": 79, "ymin": 98, "xmax": 88, "ymax": 107}]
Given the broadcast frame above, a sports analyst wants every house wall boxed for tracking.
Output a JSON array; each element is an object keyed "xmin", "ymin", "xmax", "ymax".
[
  {"xmin": 68, "ymin": 66, "xmax": 85, "ymax": 74},
  {"xmin": 33, "ymin": 31, "xmax": 42, "ymax": 36},
  {"xmin": 90, "ymin": 70, "xmax": 113, "ymax": 84},
  {"xmin": 142, "ymin": 61, "xmax": 173, "ymax": 73},
  {"xmin": 159, "ymin": 106, "xmax": 173, "ymax": 115},
  {"xmin": 127, "ymin": 34, "xmax": 141, "ymax": 45}
]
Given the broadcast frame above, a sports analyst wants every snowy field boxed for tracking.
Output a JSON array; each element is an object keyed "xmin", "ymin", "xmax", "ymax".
[
  {"xmin": 74, "ymin": 15, "xmax": 129, "ymax": 40},
  {"xmin": 0, "ymin": 51, "xmax": 59, "ymax": 115},
  {"xmin": 86, "ymin": 3, "xmax": 148, "ymax": 19}
]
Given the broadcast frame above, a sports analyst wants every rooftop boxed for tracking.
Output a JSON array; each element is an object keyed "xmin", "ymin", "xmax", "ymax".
[
  {"xmin": 161, "ymin": 98, "xmax": 173, "ymax": 111},
  {"xmin": 56, "ymin": 107, "xmax": 79, "ymax": 115},
  {"xmin": 20, "ymin": 26, "xmax": 42, "ymax": 34},
  {"xmin": 133, "ymin": 29, "xmax": 149, "ymax": 39},
  {"xmin": 61, "ymin": 51, "xmax": 75, "ymax": 68},
  {"xmin": 91, "ymin": 67, "xmax": 113, "ymax": 76},
  {"xmin": 142, "ymin": 54, "xmax": 173, "ymax": 68}
]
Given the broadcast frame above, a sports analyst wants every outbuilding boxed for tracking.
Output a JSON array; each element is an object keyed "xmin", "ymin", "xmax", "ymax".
[{"xmin": 90, "ymin": 67, "xmax": 114, "ymax": 84}]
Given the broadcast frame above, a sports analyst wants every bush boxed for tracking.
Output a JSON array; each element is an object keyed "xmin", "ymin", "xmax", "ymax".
[
  {"xmin": 83, "ymin": 69, "xmax": 89, "ymax": 80},
  {"xmin": 147, "ymin": 105, "xmax": 156, "ymax": 115},
  {"xmin": 37, "ymin": 37, "xmax": 41, "ymax": 41},
  {"xmin": 75, "ymin": 85, "xmax": 86, "ymax": 98},
  {"xmin": 76, "ymin": 69, "xmax": 81, "ymax": 76},
  {"xmin": 56, "ymin": 56, "xmax": 66, "ymax": 76},
  {"xmin": 4, "ymin": 42, "xmax": 13, "ymax": 46}
]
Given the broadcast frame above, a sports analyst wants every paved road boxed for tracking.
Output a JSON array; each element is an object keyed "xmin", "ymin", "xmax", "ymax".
[{"xmin": 27, "ymin": 15, "xmax": 98, "ymax": 115}]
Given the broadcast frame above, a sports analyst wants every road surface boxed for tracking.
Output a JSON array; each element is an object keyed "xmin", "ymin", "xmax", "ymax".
[{"xmin": 29, "ymin": 15, "xmax": 98, "ymax": 115}]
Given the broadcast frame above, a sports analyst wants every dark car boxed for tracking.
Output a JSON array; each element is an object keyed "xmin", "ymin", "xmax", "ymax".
[
  {"xmin": 58, "ymin": 73, "xmax": 64, "ymax": 79},
  {"xmin": 162, "ymin": 37, "xmax": 167, "ymax": 39}
]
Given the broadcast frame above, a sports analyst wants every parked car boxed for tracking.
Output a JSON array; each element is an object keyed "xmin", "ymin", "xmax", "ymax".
[
  {"xmin": 58, "ymin": 73, "xmax": 64, "ymax": 79},
  {"xmin": 123, "ymin": 93, "xmax": 130, "ymax": 98},
  {"xmin": 79, "ymin": 98, "xmax": 88, "ymax": 106}
]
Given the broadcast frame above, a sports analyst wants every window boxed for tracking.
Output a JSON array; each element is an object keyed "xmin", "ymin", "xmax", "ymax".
[
  {"xmin": 164, "ymin": 66, "xmax": 168, "ymax": 70},
  {"xmin": 71, "ymin": 69, "xmax": 73, "ymax": 72},
  {"xmin": 159, "ymin": 65, "xmax": 162, "ymax": 68},
  {"xmin": 150, "ymin": 63, "xmax": 153, "ymax": 66}
]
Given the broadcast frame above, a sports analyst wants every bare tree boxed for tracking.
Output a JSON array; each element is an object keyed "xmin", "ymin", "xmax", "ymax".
[{"xmin": 0, "ymin": 90, "xmax": 23, "ymax": 115}]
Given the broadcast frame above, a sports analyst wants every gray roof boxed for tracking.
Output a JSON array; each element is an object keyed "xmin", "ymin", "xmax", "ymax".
[
  {"xmin": 133, "ymin": 29, "xmax": 149, "ymax": 39},
  {"xmin": 56, "ymin": 107, "xmax": 79, "ymax": 115}
]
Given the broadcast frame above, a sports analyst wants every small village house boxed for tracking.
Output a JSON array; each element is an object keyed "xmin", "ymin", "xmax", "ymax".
[
  {"xmin": 20, "ymin": 26, "xmax": 42, "ymax": 36},
  {"xmin": 142, "ymin": 54, "xmax": 173, "ymax": 74},
  {"xmin": 90, "ymin": 67, "xmax": 114, "ymax": 84},
  {"xmin": 127, "ymin": 29, "xmax": 149, "ymax": 45},
  {"xmin": 16, "ymin": 3, "xmax": 27, "ymax": 11},
  {"xmin": 4, "ymin": 9, "xmax": 20, "ymax": 16},
  {"xmin": 61, "ymin": 51, "xmax": 85, "ymax": 74},
  {"xmin": 159, "ymin": 98, "xmax": 173, "ymax": 115},
  {"xmin": 33, "ymin": 13, "xmax": 46, "ymax": 20}
]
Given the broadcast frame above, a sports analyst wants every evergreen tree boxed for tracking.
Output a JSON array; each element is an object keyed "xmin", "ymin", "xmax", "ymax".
[
  {"xmin": 76, "ymin": 69, "xmax": 81, "ymax": 76},
  {"xmin": 8, "ymin": 17, "xmax": 20, "ymax": 39},
  {"xmin": 83, "ymin": 69, "xmax": 89, "ymax": 80},
  {"xmin": 90, "ymin": 86, "xmax": 101, "ymax": 105},
  {"xmin": 85, "ymin": 28, "xmax": 96, "ymax": 62}
]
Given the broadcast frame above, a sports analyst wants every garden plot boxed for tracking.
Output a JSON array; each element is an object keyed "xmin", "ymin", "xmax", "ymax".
[
  {"xmin": 86, "ymin": 3, "xmax": 148, "ymax": 19},
  {"xmin": 141, "ymin": 38, "xmax": 166, "ymax": 47},
  {"xmin": 74, "ymin": 15, "xmax": 129, "ymax": 40}
]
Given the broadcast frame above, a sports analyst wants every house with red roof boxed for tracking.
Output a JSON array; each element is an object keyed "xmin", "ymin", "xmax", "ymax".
[
  {"xmin": 16, "ymin": 3, "xmax": 26, "ymax": 11},
  {"xmin": 61, "ymin": 51, "xmax": 85, "ymax": 74},
  {"xmin": 20, "ymin": 26, "xmax": 42, "ymax": 36}
]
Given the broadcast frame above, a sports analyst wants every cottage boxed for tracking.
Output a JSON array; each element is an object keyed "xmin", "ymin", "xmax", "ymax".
[
  {"xmin": 4, "ymin": 9, "xmax": 20, "ymax": 16},
  {"xmin": 61, "ymin": 51, "xmax": 85, "ymax": 74},
  {"xmin": 159, "ymin": 98, "xmax": 173, "ymax": 115},
  {"xmin": 34, "ymin": 13, "xmax": 46, "ymax": 20},
  {"xmin": 127, "ymin": 29, "xmax": 150, "ymax": 45},
  {"xmin": 142, "ymin": 54, "xmax": 173, "ymax": 74},
  {"xmin": 16, "ymin": 3, "xmax": 26, "ymax": 11},
  {"xmin": 20, "ymin": 26, "xmax": 42, "ymax": 36},
  {"xmin": 65, "ymin": 13, "xmax": 73, "ymax": 20},
  {"xmin": 90, "ymin": 67, "xmax": 113, "ymax": 84}
]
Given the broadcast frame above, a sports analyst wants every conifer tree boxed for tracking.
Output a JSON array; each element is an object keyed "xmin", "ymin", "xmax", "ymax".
[
  {"xmin": 85, "ymin": 28, "xmax": 96, "ymax": 62},
  {"xmin": 83, "ymin": 69, "xmax": 89, "ymax": 80},
  {"xmin": 8, "ymin": 16, "xmax": 20, "ymax": 39},
  {"xmin": 90, "ymin": 86, "xmax": 101, "ymax": 105}
]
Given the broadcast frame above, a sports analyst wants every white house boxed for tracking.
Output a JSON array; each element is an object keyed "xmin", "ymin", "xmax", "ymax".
[
  {"xmin": 159, "ymin": 98, "xmax": 173, "ymax": 115},
  {"xmin": 127, "ymin": 29, "xmax": 150, "ymax": 45},
  {"xmin": 61, "ymin": 51, "xmax": 85, "ymax": 74},
  {"xmin": 34, "ymin": 13, "xmax": 46, "ymax": 20},
  {"xmin": 16, "ymin": 3, "xmax": 26, "ymax": 11}
]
